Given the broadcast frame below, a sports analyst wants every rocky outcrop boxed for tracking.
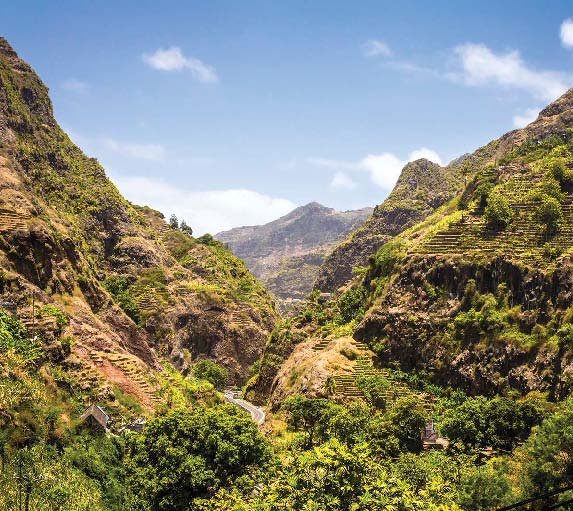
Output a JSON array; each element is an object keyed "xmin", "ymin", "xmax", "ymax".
[
  {"xmin": 355, "ymin": 255, "xmax": 573, "ymax": 398},
  {"xmin": 315, "ymin": 159, "xmax": 462, "ymax": 292},
  {"xmin": 216, "ymin": 202, "xmax": 372, "ymax": 301}
]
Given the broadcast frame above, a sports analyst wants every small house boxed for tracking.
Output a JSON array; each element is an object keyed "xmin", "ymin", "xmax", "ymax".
[
  {"xmin": 421, "ymin": 420, "xmax": 449, "ymax": 450},
  {"xmin": 0, "ymin": 301, "xmax": 17, "ymax": 317},
  {"xmin": 79, "ymin": 404, "xmax": 110, "ymax": 433},
  {"xmin": 126, "ymin": 418, "xmax": 145, "ymax": 433}
]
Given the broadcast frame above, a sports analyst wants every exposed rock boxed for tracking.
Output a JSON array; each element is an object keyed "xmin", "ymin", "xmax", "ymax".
[
  {"xmin": 216, "ymin": 202, "xmax": 372, "ymax": 301},
  {"xmin": 0, "ymin": 37, "xmax": 278, "ymax": 401}
]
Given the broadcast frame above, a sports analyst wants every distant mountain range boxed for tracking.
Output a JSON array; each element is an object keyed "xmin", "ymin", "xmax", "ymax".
[{"xmin": 216, "ymin": 202, "xmax": 373, "ymax": 302}]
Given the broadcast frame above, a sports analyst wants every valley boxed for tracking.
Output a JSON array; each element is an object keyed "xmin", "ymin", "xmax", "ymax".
[{"xmin": 2, "ymin": 26, "xmax": 573, "ymax": 511}]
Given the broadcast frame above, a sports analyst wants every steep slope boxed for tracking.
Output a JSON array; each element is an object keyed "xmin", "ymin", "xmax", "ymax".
[
  {"xmin": 314, "ymin": 159, "xmax": 462, "ymax": 292},
  {"xmin": 0, "ymin": 37, "xmax": 277, "ymax": 400},
  {"xmin": 250, "ymin": 88, "xmax": 573, "ymax": 405},
  {"xmin": 216, "ymin": 202, "xmax": 372, "ymax": 302}
]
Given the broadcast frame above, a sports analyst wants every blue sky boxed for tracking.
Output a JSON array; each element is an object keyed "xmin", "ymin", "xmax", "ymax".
[{"xmin": 2, "ymin": 1, "xmax": 573, "ymax": 234}]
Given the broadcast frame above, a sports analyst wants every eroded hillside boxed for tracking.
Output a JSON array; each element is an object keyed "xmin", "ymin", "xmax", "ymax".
[{"xmin": 0, "ymin": 37, "xmax": 278, "ymax": 408}]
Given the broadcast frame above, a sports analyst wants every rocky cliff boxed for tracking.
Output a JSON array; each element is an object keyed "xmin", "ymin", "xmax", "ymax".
[
  {"xmin": 314, "ymin": 159, "xmax": 466, "ymax": 293},
  {"xmin": 0, "ymin": 37, "xmax": 278, "ymax": 406},
  {"xmin": 216, "ymin": 202, "xmax": 372, "ymax": 302}
]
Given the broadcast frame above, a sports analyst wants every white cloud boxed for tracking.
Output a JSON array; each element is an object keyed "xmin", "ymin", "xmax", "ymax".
[
  {"xmin": 308, "ymin": 147, "xmax": 443, "ymax": 190},
  {"xmin": 561, "ymin": 19, "xmax": 573, "ymax": 48},
  {"xmin": 408, "ymin": 147, "xmax": 444, "ymax": 166},
  {"xmin": 61, "ymin": 79, "xmax": 89, "ymax": 93},
  {"xmin": 362, "ymin": 39, "xmax": 392, "ymax": 57},
  {"xmin": 109, "ymin": 173, "xmax": 296, "ymax": 235},
  {"xmin": 360, "ymin": 153, "xmax": 405, "ymax": 189},
  {"xmin": 512, "ymin": 107, "xmax": 540, "ymax": 128},
  {"xmin": 142, "ymin": 46, "xmax": 218, "ymax": 83},
  {"xmin": 103, "ymin": 138, "xmax": 167, "ymax": 161},
  {"xmin": 330, "ymin": 171, "xmax": 357, "ymax": 190},
  {"xmin": 451, "ymin": 43, "xmax": 569, "ymax": 102}
]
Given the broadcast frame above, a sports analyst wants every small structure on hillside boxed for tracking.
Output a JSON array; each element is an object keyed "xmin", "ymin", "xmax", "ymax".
[
  {"xmin": 126, "ymin": 418, "xmax": 146, "ymax": 433},
  {"xmin": 0, "ymin": 301, "xmax": 17, "ymax": 317},
  {"xmin": 421, "ymin": 421, "xmax": 449, "ymax": 450},
  {"xmin": 79, "ymin": 404, "xmax": 110, "ymax": 433},
  {"xmin": 118, "ymin": 417, "xmax": 146, "ymax": 434}
]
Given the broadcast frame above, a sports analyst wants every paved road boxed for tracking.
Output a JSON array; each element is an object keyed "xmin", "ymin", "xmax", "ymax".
[{"xmin": 224, "ymin": 391, "xmax": 266, "ymax": 425}]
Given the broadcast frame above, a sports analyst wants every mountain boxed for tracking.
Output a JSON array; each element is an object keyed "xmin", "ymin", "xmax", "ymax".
[
  {"xmin": 248, "ymin": 87, "xmax": 573, "ymax": 405},
  {"xmin": 315, "ymin": 158, "xmax": 468, "ymax": 293},
  {"xmin": 216, "ymin": 202, "xmax": 372, "ymax": 302},
  {"xmin": 0, "ymin": 37, "xmax": 278, "ymax": 402}
]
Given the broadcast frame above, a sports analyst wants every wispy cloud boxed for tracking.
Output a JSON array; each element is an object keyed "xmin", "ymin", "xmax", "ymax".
[
  {"xmin": 109, "ymin": 173, "xmax": 295, "ymax": 235},
  {"xmin": 330, "ymin": 171, "xmax": 357, "ymax": 190},
  {"xmin": 61, "ymin": 79, "xmax": 89, "ymax": 93},
  {"xmin": 512, "ymin": 107, "xmax": 539, "ymax": 128},
  {"xmin": 308, "ymin": 148, "xmax": 443, "ymax": 190},
  {"xmin": 450, "ymin": 43, "xmax": 569, "ymax": 102},
  {"xmin": 103, "ymin": 138, "xmax": 167, "ymax": 161},
  {"xmin": 561, "ymin": 19, "xmax": 573, "ymax": 48},
  {"xmin": 362, "ymin": 39, "xmax": 392, "ymax": 57},
  {"xmin": 142, "ymin": 46, "xmax": 218, "ymax": 83}
]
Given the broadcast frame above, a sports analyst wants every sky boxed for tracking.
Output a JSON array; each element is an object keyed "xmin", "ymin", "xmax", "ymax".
[{"xmin": 2, "ymin": 1, "xmax": 573, "ymax": 234}]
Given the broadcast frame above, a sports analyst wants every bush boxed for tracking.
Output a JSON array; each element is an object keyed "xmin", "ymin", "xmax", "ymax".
[
  {"xmin": 192, "ymin": 359, "xmax": 228, "ymax": 390},
  {"xmin": 337, "ymin": 287, "xmax": 367, "ymax": 323},
  {"xmin": 40, "ymin": 305, "xmax": 69, "ymax": 330},
  {"xmin": 537, "ymin": 195, "xmax": 563, "ymax": 234},
  {"xmin": 484, "ymin": 192, "xmax": 513, "ymax": 228}
]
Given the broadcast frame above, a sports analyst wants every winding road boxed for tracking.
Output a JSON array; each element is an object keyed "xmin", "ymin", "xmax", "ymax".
[{"xmin": 224, "ymin": 391, "xmax": 266, "ymax": 425}]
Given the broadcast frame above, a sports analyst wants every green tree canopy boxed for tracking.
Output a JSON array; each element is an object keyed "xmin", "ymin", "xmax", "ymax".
[
  {"xmin": 124, "ymin": 407, "xmax": 271, "ymax": 511},
  {"xmin": 192, "ymin": 359, "xmax": 228, "ymax": 390}
]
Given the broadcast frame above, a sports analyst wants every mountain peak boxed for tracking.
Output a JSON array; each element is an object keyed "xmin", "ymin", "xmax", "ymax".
[
  {"xmin": 538, "ymin": 88, "xmax": 573, "ymax": 119},
  {"xmin": 216, "ymin": 203, "xmax": 372, "ymax": 300}
]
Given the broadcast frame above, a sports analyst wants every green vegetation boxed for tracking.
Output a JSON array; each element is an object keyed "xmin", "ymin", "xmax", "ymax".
[
  {"xmin": 103, "ymin": 276, "xmax": 141, "ymax": 325},
  {"xmin": 484, "ymin": 192, "xmax": 512, "ymax": 228},
  {"xmin": 192, "ymin": 359, "xmax": 229, "ymax": 390}
]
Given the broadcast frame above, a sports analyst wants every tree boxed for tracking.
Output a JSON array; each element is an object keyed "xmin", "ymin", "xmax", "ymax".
[
  {"xmin": 356, "ymin": 374, "xmax": 390, "ymax": 409},
  {"xmin": 322, "ymin": 376, "xmax": 336, "ymax": 396},
  {"xmin": 282, "ymin": 396, "xmax": 338, "ymax": 448},
  {"xmin": 169, "ymin": 214, "xmax": 179, "ymax": 229},
  {"xmin": 484, "ymin": 193, "xmax": 513, "ymax": 228},
  {"xmin": 192, "ymin": 360, "xmax": 228, "ymax": 390},
  {"xmin": 517, "ymin": 399, "xmax": 573, "ymax": 494},
  {"xmin": 537, "ymin": 195, "xmax": 563, "ymax": 235},
  {"xmin": 457, "ymin": 465, "xmax": 511, "ymax": 511},
  {"xmin": 124, "ymin": 407, "xmax": 271, "ymax": 511},
  {"xmin": 388, "ymin": 397, "xmax": 427, "ymax": 453},
  {"xmin": 440, "ymin": 396, "xmax": 545, "ymax": 451},
  {"xmin": 179, "ymin": 220, "xmax": 193, "ymax": 236}
]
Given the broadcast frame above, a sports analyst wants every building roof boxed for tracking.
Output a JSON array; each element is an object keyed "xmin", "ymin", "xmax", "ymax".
[{"xmin": 80, "ymin": 404, "xmax": 110, "ymax": 429}]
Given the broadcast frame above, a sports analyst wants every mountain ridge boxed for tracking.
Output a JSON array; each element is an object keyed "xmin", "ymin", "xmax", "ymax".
[
  {"xmin": 216, "ymin": 201, "xmax": 372, "ymax": 302},
  {"xmin": 0, "ymin": 37, "xmax": 277, "ymax": 398}
]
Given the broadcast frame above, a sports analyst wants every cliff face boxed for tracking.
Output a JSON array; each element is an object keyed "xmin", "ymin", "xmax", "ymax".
[
  {"xmin": 0, "ymin": 38, "xmax": 277, "ymax": 402},
  {"xmin": 251, "ymin": 88, "xmax": 573, "ymax": 405},
  {"xmin": 216, "ymin": 202, "xmax": 372, "ymax": 301},
  {"xmin": 314, "ymin": 159, "xmax": 463, "ymax": 293}
]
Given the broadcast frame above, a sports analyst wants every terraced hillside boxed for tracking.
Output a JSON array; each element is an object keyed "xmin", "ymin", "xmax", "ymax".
[
  {"xmin": 251, "ymin": 89, "xmax": 573, "ymax": 406},
  {"xmin": 413, "ymin": 162, "xmax": 573, "ymax": 266},
  {"xmin": 313, "ymin": 338, "xmax": 432, "ymax": 407},
  {"xmin": 0, "ymin": 36, "xmax": 278, "ymax": 415}
]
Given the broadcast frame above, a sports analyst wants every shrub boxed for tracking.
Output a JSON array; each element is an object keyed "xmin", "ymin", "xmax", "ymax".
[
  {"xmin": 537, "ymin": 195, "xmax": 563, "ymax": 234},
  {"xmin": 484, "ymin": 193, "xmax": 513, "ymax": 228},
  {"xmin": 40, "ymin": 305, "xmax": 69, "ymax": 330},
  {"xmin": 192, "ymin": 359, "xmax": 228, "ymax": 390}
]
